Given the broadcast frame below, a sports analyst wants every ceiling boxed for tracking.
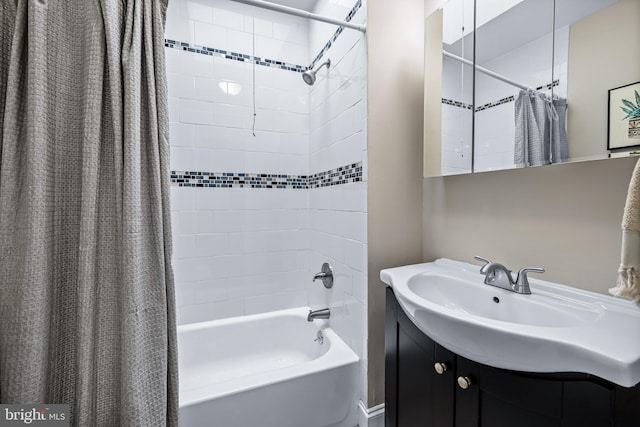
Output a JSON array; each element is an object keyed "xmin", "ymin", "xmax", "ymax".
[{"xmin": 266, "ymin": 0, "xmax": 319, "ymax": 12}]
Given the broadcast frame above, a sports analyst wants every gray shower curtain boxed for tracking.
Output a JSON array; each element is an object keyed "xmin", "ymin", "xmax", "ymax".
[
  {"xmin": 0, "ymin": 1, "xmax": 178, "ymax": 426},
  {"xmin": 514, "ymin": 90, "xmax": 568, "ymax": 167}
]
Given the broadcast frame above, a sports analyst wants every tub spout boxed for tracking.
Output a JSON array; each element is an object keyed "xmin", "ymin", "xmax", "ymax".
[{"xmin": 307, "ymin": 308, "xmax": 330, "ymax": 321}]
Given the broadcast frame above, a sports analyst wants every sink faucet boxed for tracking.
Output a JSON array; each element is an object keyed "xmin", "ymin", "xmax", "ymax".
[
  {"xmin": 307, "ymin": 308, "xmax": 330, "ymax": 321},
  {"xmin": 474, "ymin": 256, "xmax": 544, "ymax": 295}
]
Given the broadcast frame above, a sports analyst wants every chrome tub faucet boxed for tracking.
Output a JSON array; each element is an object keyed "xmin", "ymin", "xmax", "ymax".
[
  {"xmin": 313, "ymin": 262, "xmax": 334, "ymax": 288},
  {"xmin": 307, "ymin": 308, "xmax": 331, "ymax": 321}
]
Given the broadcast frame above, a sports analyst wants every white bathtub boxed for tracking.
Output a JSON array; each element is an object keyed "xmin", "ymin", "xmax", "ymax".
[{"xmin": 178, "ymin": 307, "xmax": 360, "ymax": 427}]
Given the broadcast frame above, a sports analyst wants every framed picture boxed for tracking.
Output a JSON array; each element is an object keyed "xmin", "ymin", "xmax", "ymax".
[{"xmin": 608, "ymin": 81, "xmax": 640, "ymax": 150}]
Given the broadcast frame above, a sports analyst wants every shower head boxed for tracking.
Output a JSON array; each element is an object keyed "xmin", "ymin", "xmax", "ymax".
[{"xmin": 302, "ymin": 59, "xmax": 331, "ymax": 86}]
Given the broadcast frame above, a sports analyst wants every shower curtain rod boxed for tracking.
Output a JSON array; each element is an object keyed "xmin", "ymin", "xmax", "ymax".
[
  {"xmin": 228, "ymin": 0, "xmax": 367, "ymax": 32},
  {"xmin": 443, "ymin": 50, "xmax": 531, "ymax": 92}
]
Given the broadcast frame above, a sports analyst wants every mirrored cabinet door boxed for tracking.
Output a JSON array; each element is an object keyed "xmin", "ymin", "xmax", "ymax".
[
  {"xmin": 424, "ymin": 0, "xmax": 474, "ymax": 177},
  {"xmin": 440, "ymin": 0, "xmax": 474, "ymax": 176},
  {"xmin": 555, "ymin": 0, "xmax": 639, "ymax": 163},
  {"xmin": 424, "ymin": 0, "xmax": 640, "ymax": 178},
  {"xmin": 473, "ymin": 0, "xmax": 555, "ymax": 173}
]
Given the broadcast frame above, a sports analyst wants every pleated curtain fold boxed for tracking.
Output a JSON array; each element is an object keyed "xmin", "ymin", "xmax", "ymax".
[
  {"xmin": 0, "ymin": 0, "xmax": 178, "ymax": 425},
  {"xmin": 514, "ymin": 89, "xmax": 568, "ymax": 168}
]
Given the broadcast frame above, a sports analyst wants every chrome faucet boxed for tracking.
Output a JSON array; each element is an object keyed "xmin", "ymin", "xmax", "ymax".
[
  {"xmin": 313, "ymin": 262, "xmax": 334, "ymax": 288},
  {"xmin": 307, "ymin": 308, "xmax": 330, "ymax": 321},
  {"xmin": 474, "ymin": 256, "xmax": 545, "ymax": 295}
]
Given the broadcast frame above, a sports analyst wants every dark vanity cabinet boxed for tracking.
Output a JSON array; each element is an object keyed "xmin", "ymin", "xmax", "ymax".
[{"xmin": 385, "ymin": 288, "xmax": 640, "ymax": 427}]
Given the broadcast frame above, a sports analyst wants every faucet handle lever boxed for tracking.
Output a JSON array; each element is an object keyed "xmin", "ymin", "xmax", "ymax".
[
  {"xmin": 514, "ymin": 267, "xmax": 545, "ymax": 294},
  {"xmin": 473, "ymin": 256, "xmax": 495, "ymax": 275},
  {"xmin": 473, "ymin": 255, "xmax": 492, "ymax": 265},
  {"xmin": 312, "ymin": 262, "xmax": 334, "ymax": 289}
]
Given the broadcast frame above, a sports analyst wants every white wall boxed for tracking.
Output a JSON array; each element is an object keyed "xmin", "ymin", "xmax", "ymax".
[
  {"xmin": 308, "ymin": 0, "xmax": 368, "ymax": 409},
  {"xmin": 165, "ymin": 0, "xmax": 312, "ymax": 325}
]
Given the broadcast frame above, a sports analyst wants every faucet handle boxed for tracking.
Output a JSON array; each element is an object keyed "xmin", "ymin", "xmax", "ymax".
[
  {"xmin": 473, "ymin": 255, "xmax": 492, "ymax": 265},
  {"xmin": 514, "ymin": 267, "xmax": 545, "ymax": 294},
  {"xmin": 313, "ymin": 262, "xmax": 334, "ymax": 289},
  {"xmin": 473, "ymin": 256, "xmax": 494, "ymax": 274}
]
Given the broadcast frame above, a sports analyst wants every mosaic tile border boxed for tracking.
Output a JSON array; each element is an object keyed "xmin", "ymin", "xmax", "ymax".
[
  {"xmin": 170, "ymin": 162, "xmax": 363, "ymax": 189},
  {"xmin": 475, "ymin": 95, "xmax": 515, "ymax": 112},
  {"xmin": 308, "ymin": 162, "xmax": 363, "ymax": 188},
  {"xmin": 443, "ymin": 80, "xmax": 561, "ymax": 112},
  {"xmin": 442, "ymin": 98, "xmax": 473, "ymax": 110},
  {"xmin": 165, "ymin": 0, "xmax": 362, "ymax": 74},
  {"xmin": 309, "ymin": 0, "xmax": 363, "ymax": 69},
  {"xmin": 164, "ymin": 39, "xmax": 306, "ymax": 73}
]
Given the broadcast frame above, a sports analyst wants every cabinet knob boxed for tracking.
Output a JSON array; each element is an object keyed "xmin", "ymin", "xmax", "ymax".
[
  {"xmin": 434, "ymin": 362, "xmax": 448, "ymax": 375},
  {"xmin": 457, "ymin": 376, "xmax": 472, "ymax": 390}
]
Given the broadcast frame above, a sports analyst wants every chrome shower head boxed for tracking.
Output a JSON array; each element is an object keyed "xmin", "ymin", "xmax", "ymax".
[
  {"xmin": 302, "ymin": 70, "xmax": 316, "ymax": 85},
  {"xmin": 302, "ymin": 59, "xmax": 331, "ymax": 86}
]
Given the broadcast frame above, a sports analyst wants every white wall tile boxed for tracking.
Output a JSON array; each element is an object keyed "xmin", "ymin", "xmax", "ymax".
[
  {"xmin": 250, "ymin": 18, "xmax": 274, "ymax": 38},
  {"xmin": 169, "ymin": 122, "xmax": 195, "ymax": 147},
  {"xmin": 194, "ymin": 22, "xmax": 228, "ymax": 49},
  {"xmin": 173, "ymin": 235, "xmax": 198, "ymax": 261},
  {"xmin": 165, "ymin": 18, "xmax": 195, "ymax": 45},
  {"xmin": 213, "ymin": 7, "xmax": 246, "ymax": 31},
  {"xmin": 195, "ymin": 280, "xmax": 229, "ymax": 304},
  {"xmin": 174, "ymin": 283, "xmax": 196, "ymax": 308},
  {"xmin": 179, "ymin": 2, "xmax": 213, "ymax": 24},
  {"xmin": 170, "ymin": 187, "xmax": 198, "ymax": 210}
]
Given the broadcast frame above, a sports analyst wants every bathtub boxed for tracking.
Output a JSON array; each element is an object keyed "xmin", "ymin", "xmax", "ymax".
[{"xmin": 178, "ymin": 307, "xmax": 360, "ymax": 427}]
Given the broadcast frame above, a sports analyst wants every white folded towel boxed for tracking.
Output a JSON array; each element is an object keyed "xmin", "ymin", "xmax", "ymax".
[{"xmin": 610, "ymin": 158, "xmax": 640, "ymax": 304}]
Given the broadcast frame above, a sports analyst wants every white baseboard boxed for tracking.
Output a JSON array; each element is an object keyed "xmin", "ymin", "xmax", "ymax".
[{"xmin": 357, "ymin": 401, "xmax": 385, "ymax": 427}]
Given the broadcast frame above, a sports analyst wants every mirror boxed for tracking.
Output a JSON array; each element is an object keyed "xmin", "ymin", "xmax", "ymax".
[
  {"xmin": 474, "ymin": 0, "xmax": 555, "ymax": 173},
  {"xmin": 424, "ymin": 0, "xmax": 640, "ymax": 177}
]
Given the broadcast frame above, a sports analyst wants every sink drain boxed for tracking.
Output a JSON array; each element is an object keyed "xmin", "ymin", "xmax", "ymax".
[{"xmin": 493, "ymin": 297, "xmax": 500, "ymax": 303}]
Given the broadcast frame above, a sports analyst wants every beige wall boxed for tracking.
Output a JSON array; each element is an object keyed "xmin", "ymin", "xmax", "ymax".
[
  {"xmin": 367, "ymin": 0, "xmax": 425, "ymax": 407},
  {"xmin": 567, "ymin": 0, "xmax": 640, "ymax": 161},
  {"xmin": 423, "ymin": 156, "xmax": 638, "ymax": 294}
]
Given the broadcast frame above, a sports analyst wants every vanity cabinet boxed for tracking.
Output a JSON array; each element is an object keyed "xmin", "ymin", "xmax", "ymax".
[{"xmin": 385, "ymin": 288, "xmax": 640, "ymax": 427}]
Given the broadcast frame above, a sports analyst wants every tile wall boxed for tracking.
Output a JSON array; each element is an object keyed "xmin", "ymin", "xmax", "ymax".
[
  {"xmin": 165, "ymin": 0, "xmax": 312, "ymax": 325},
  {"xmin": 166, "ymin": 0, "xmax": 368, "ymax": 420},
  {"xmin": 308, "ymin": 0, "xmax": 368, "ymax": 408}
]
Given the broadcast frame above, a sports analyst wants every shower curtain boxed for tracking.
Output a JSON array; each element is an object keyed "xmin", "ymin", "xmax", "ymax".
[
  {"xmin": 514, "ymin": 89, "xmax": 568, "ymax": 167},
  {"xmin": 0, "ymin": 1, "xmax": 178, "ymax": 426}
]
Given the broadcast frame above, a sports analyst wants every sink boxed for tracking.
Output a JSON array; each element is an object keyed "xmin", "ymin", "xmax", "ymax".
[
  {"xmin": 381, "ymin": 258, "xmax": 640, "ymax": 387},
  {"xmin": 407, "ymin": 273, "xmax": 602, "ymax": 327}
]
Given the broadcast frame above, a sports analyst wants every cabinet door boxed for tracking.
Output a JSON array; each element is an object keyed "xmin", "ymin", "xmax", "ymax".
[
  {"xmin": 615, "ymin": 384, "xmax": 640, "ymax": 427},
  {"xmin": 433, "ymin": 343, "xmax": 456, "ymax": 427},
  {"xmin": 396, "ymin": 307, "xmax": 436, "ymax": 427},
  {"xmin": 562, "ymin": 380, "xmax": 612, "ymax": 427},
  {"xmin": 386, "ymin": 288, "xmax": 456, "ymax": 427},
  {"xmin": 455, "ymin": 356, "xmax": 564, "ymax": 427}
]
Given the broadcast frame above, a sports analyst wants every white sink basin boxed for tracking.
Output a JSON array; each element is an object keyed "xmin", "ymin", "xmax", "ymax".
[{"xmin": 381, "ymin": 258, "xmax": 640, "ymax": 387}]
